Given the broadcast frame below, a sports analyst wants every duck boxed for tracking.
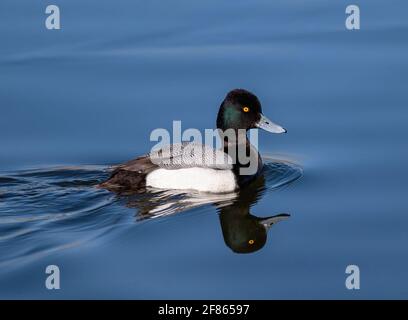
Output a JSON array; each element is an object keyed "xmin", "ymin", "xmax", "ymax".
[{"xmin": 99, "ymin": 89, "xmax": 287, "ymax": 193}]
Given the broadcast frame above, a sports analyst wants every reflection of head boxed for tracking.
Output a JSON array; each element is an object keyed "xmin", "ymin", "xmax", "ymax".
[
  {"xmin": 220, "ymin": 213, "xmax": 267, "ymax": 253},
  {"xmin": 220, "ymin": 211, "xmax": 289, "ymax": 254},
  {"xmin": 217, "ymin": 173, "xmax": 289, "ymax": 254}
]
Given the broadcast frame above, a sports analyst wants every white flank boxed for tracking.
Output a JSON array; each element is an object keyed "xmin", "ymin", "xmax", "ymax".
[{"xmin": 146, "ymin": 168, "xmax": 237, "ymax": 193}]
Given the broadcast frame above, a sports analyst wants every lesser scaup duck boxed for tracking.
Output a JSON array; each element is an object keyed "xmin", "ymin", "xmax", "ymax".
[{"xmin": 99, "ymin": 89, "xmax": 286, "ymax": 193}]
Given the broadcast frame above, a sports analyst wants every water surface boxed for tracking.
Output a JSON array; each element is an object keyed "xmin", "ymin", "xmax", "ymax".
[{"xmin": 0, "ymin": 0, "xmax": 407, "ymax": 298}]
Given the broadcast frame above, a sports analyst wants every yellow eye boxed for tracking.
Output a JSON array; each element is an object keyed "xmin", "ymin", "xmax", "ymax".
[
  {"xmin": 242, "ymin": 106, "xmax": 250, "ymax": 113},
  {"xmin": 248, "ymin": 239, "xmax": 255, "ymax": 245}
]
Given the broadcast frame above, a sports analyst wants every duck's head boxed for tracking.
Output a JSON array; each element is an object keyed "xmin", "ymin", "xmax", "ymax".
[{"xmin": 216, "ymin": 89, "xmax": 286, "ymax": 133}]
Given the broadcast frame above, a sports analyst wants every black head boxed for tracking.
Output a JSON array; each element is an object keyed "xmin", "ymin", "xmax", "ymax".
[{"xmin": 216, "ymin": 89, "xmax": 286, "ymax": 134}]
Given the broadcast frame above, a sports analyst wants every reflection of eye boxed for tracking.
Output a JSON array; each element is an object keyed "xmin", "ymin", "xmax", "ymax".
[
  {"xmin": 248, "ymin": 239, "xmax": 255, "ymax": 245},
  {"xmin": 242, "ymin": 106, "xmax": 250, "ymax": 113}
]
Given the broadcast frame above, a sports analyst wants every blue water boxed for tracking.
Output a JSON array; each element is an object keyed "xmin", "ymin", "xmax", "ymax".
[{"xmin": 1, "ymin": 0, "xmax": 408, "ymax": 299}]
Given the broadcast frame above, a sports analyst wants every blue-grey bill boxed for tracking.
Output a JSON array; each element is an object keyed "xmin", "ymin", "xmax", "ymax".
[{"xmin": 256, "ymin": 114, "xmax": 287, "ymax": 133}]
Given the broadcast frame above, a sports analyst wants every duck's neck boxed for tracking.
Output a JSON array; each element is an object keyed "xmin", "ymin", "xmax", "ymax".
[
  {"xmin": 220, "ymin": 129, "xmax": 250, "ymax": 151},
  {"xmin": 218, "ymin": 129, "xmax": 262, "ymax": 185}
]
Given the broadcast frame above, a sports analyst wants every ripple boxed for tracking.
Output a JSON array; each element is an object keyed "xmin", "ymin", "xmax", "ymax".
[{"xmin": 0, "ymin": 159, "xmax": 302, "ymax": 266}]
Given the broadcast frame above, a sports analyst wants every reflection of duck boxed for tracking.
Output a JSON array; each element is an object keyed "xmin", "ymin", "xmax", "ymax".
[
  {"xmin": 120, "ymin": 163, "xmax": 296, "ymax": 254},
  {"xmin": 217, "ymin": 174, "xmax": 289, "ymax": 254},
  {"xmin": 99, "ymin": 89, "xmax": 286, "ymax": 193}
]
